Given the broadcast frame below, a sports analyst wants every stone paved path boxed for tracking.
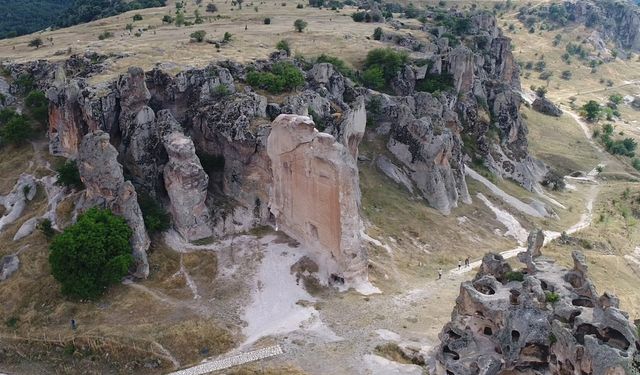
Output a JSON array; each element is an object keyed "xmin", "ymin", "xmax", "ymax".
[{"xmin": 168, "ymin": 345, "xmax": 283, "ymax": 375}]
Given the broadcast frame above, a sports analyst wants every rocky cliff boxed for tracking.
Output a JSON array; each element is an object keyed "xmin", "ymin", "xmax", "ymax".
[
  {"xmin": 268, "ymin": 114, "xmax": 366, "ymax": 283},
  {"xmin": 431, "ymin": 230, "xmax": 640, "ymax": 374}
]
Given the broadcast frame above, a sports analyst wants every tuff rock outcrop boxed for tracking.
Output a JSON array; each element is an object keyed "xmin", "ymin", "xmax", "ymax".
[
  {"xmin": 162, "ymin": 118, "xmax": 212, "ymax": 242},
  {"xmin": 267, "ymin": 115, "xmax": 367, "ymax": 283},
  {"xmin": 0, "ymin": 174, "xmax": 37, "ymax": 232},
  {"xmin": 78, "ymin": 131, "xmax": 150, "ymax": 278},
  {"xmin": 533, "ymin": 97, "xmax": 563, "ymax": 117},
  {"xmin": 431, "ymin": 231, "xmax": 640, "ymax": 375}
]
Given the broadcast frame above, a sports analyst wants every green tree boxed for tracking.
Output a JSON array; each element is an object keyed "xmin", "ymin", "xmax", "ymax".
[
  {"xmin": 49, "ymin": 208, "xmax": 133, "ymax": 300},
  {"xmin": 190, "ymin": 30, "xmax": 206, "ymax": 42},
  {"xmin": 223, "ymin": 32, "xmax": 232, "ymax": 43},
  {"xmin": 276, "ymin": 39, "xmax": 290, "ymax": 56},
  {"xmin": 609, "ymin": 93, "xmax": 623, "ymax": 105},
  {"xmin": 162, "ymin": 15, "xmax": 174, "ymax": 24},
  {"xmin": 24, "ymin": 90, "xmax": 48, "ymax": 127},
  {"xmin": 294, "ymin": 19, "xmax": 308, "ymax": 32},
  {"xmin": 364, "ymin": 48, "xmax": 408, "ymax": 82},
  {"xmin": 28, "ymin": 37, "xmax": 43, "ymax": 49},
  {"xmin": 175, "ymin": 11, "xmax": 185, "ymax": 26},
  {"xmin": 194, "ymin": 9, "xmax": 203, "ymax": 24},
  {"xmin": 373, "ymin": 27, "xmax": 383, "ymax": 41},
  {"xmin": 361, "ymin": 66, "xmax": 385, "ymax": 90},
  {"xmin": 581, "ymin": 100, "xmax": 602, "ymax": 121},
  {"xmin": 0, "ymin": 115, "xmax": 31, "ymax": 145},
  {"xmin": 535, "ymin": 86, "xmax": 547, "ymax": 98},
  {"xmin": 137, "ymin": 193, "xmax": 171, "ymax": 233},
  {"xmin": 55, "ymin": 160, "xmax": 84, "ymax": 190}
]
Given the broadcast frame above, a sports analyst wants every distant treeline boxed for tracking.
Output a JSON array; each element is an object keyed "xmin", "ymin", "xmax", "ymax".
[{"xmin": 0, "ymin": 0, "xmax": 166, "ymax": 40}]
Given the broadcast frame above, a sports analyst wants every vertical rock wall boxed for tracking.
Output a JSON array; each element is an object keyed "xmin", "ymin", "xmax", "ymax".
[{"xmin": 267, "ymin": 115, "xmax": 367, "ymax": 283}]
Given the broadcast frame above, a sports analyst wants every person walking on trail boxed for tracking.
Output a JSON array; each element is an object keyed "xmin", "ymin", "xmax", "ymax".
[
  {"xmin": 437, "ymin": 268, "xmax": 443, "ymax": 280},
  {"xmin": 458, "ymin": 260, "xmax": 462, "ymax": 270},
  {"xmin": 465, "ymin": 257, "xmax": 470, "ymax": 267}
]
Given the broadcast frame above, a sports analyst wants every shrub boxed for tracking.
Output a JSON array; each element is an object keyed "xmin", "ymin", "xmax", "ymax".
[
  {"xmin": 609, "ymin": 93, "xmax": 623, "ymax": 105},
  {"xmin": 297, "ymin": 3, "xmax": 304, "ymax": 8},
  {"xmin": 0, "ymin": 115, "xmax": 31, "ymax": 145},
  {"xmin": 264, "ymin": 17, "xmax": 271, "ymax": 24},
  {"xmin": 37, "ymin": 218, "xmax": 55, "ymax": 238},
  {"xmin": 535, "ymin": 86, "xmax": 547, "ymax": 98},
  {"xmin": 133, "ymin": 14, "xmax": 143, "ymax": 21},
  {"xmin": 352, "ymin": 11, "xmax": 367, "ymax": 22},
  {"xmin": 162, "ymin": 15, "xmax": 174, "ymax": 23},
  {"xmin": 276, "ymin": 39, "xmax": 291, "ymax": 56},
  {"xmin": 364, "ymin": 48, "xmax": 408, "ymax": 83},
  {"xmin": 137, "ymin": 193, "xmax": 171, "ymax": 234},
  {"xmin": 49, "ymin": 208, "xmax": 133, "ymax": 300},
  {"xmin": 55, "ymin": 160, "xmax": 84, "ymax": 190},
  {"xmin": 24, "ymin": 90, "xmax": 48, "ymax": 127},
  {"xmin": 98, "ymin": 31, "xmax": 114, "ymax": 40},
  {"xmin": 246, "ymin": 62, "xmax": 304, "ymax": 93},
  {"xmin": 211, "ymin": 84, "xmax": 230, "ymax": 98},
  {"xmin": 505, "ymin": 271, "xmax": 524, "ymax": 282},
  {"xmin": 415, "ymin": 73, "xmax": 454, "ymax": 94},
  {"xmin": 190, "ymin": 30, "xmax": 207, "ymax": 42},
  {"xmin": 581, "ymin": 100, "xmax": 601, "ymax": 121},
  {"xmin": 316, "ymin": 54, "xmax": 354, "ymax": 78},
  {"xmin": 206, "ymin": 3, "xmax": 218, "ymax": 12},
  {"xmin": 534, "ymin": 60, "xmax": 546, "ymax": 72},
  {"xmin": 560, "ymin": 70, "xmax": 572, "ymax": 80},
  {"xmin": 294, "ymin": 19, "xmax": 308, "ymax": 32},
  {"xmin": 373, "ymin": 27, "xmax": 383, "ymax": 41},
  {"xmin": 223, "ymin": 32, "xmax": 232, "ymax": 43},
  {"xmin": 632, "ymin": 158, "xmax": 640, "ymax": 171},
  {"xmin": 28, "ymin": 37, "xmax": 43, "ymax": 49},
  {"xmin": 545, "ymin": 291, "xmax": 560, "ymax": 303},
  {"xmin": 361, "ymin": 66, "xmax": 385, "ymax": 90}
]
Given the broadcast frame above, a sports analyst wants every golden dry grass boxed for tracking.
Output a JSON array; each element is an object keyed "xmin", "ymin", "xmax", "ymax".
[{"xmin": 0, "ymin": 0, "xmax": 429, "ymax": 83}]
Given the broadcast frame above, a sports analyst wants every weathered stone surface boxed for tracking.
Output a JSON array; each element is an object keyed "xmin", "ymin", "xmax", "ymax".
[
  {"xmin": 267, "ymin": 114, "xmax": 367, "ymax": 283},
  {"xmin": 0, "ymin": 174, "xmax": 37, "ymax": 232},
  {"xmin": 533, "ymin": 96, "xmax": 563, "ymax": 117},
  {"xmin": 432, "ymin": 246, "xmax": 640, "ymax": 375},
  {"xmin": 0, "ymin": 254, "xmax": 19, "ymax": 281},
  {"xmin": 162, "ymin": 119, "xmax": 213, "ymax": 242},
  {"xmin": 0, "ymin": 76, "xmax": 15, "ymax": 109},
  {"xmin": 78, "ymin": 131, "xmax": 150, "ymax": 278},
  {"xmin": 376, "ymin": 155, "xmax": 414, "ymax": 194}
]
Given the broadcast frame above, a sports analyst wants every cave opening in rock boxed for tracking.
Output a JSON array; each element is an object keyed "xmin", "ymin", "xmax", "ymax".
[
  {"xmin": 511, "ymin": 330, "xmax": 520, "ymax": 343},
  {"xmin": 443, "ymin": 345, "xmax": 460, "ymax": 361},
  {"xmin": 197, "ymin": 151, "xmax": 226, "ymax": 193},
  {"xmin": 602, "ymin": 327, "xmax": 631, "ymax": 351},
  {"xmin": 572, "ymin": 298, "xmax": 595, "ymax": 308},
  {"xmin": 483, "ymin": 327, "xmax": 493, "ymax": 336}
]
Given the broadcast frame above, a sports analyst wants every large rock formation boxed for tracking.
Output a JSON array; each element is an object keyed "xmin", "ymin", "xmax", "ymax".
[
  {"xmin": 78, "ymin": 131, "xmax": 150, "ymax": 278},
  {"xmin": 267, "ymin": 115, "xmax": 367, "ymax": 283},
  {"xmin": 162, "ymin": 118, "xmax": 212, "ymax": 242},
  {"xmin": 533, "ymin": 96, "xmax": 563, "ymax": 117},
  {"xmin": 431, "ymin": 232, "xmax": 640, "ymax": 374}
]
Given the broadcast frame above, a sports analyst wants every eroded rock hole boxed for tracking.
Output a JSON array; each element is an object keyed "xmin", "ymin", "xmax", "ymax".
[
  {"xmin": 572, "ymin": 298, "xmax": 595, "ymax": 308},
  {"xmin": 483, "ymin": 327, "xmax": 493, "ymax": 336},
  {"xmin": 602, "ymin": 327, "xmax": 630, "ymax": 351},
  {"xmin": 443, "ymin": 345, "xmax": 460, "ymax": 361},
  {"xmin": 511, "ymin": 330, "xmax": 520, "ymax": 343}
]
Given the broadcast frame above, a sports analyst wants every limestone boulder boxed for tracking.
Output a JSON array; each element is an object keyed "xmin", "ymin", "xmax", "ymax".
[
  {"xmin": 78, "ymin": 131, "xmax": 150, "ymax": 278},
  {"xmin": 532, "ymin": 96, "xmax": 563, "ymax": 117}
]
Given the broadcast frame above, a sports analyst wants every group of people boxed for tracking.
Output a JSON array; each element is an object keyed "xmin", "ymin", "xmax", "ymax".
[{"xmin": 437, "ymin": 257, "xmax": 471, "ymax": 280}]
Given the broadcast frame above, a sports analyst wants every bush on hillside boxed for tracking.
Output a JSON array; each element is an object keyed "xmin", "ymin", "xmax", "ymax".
[
  {"xmin": 246, "ymin": 62, "xmax": 304, "ymax": 93},
  {"xmin": 137, "ymin": 193, "xmax": 171, "ymax": 234},
  {"xmin": 49, "ymin": 208, "xmax": 133, "ymax": 300},
  {"xmin": 55, "ymin": 160, "xmax": 84, "ymax": 190}
]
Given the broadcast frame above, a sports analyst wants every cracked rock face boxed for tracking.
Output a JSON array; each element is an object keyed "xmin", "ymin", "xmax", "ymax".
[
  {"xmin": 162, "ymin": 117, "xmax": 212, "ymax": 242},
  {"xmin": 78, "ymin": 131, "xmax": 150, "ymax": 278},
  {"xmin": 431, "ymin": 231, "xmax": 640, "ymax": 375},
  {"xmin": 267, "ymin": 114, "xmax": 367, "ymax": 283}
]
